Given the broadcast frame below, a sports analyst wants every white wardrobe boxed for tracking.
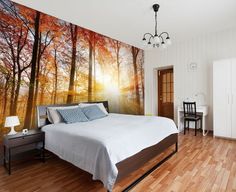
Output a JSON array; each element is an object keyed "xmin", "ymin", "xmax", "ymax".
[{"xmin": 213, "ymin": 58, "xmax": 236, "ymax": 139}]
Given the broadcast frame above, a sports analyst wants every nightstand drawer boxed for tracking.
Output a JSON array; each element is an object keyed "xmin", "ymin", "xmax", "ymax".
[{"xmin": 7, "ymin": 134, "xmax": 43, "ymax": 148}]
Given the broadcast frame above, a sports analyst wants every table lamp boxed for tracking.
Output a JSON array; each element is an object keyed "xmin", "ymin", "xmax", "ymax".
[{"xmin": 4, "ymin": 116, "xmax": 20, "ymax": 135}]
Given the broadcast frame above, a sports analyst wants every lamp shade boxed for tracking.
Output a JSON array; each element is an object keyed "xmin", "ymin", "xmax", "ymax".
[{"xmin": 4, "ymin": 116, "xmax": 20, "ymax": 127}]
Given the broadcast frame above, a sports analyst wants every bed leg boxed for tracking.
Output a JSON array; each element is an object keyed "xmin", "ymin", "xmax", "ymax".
[{"xmin": 175, "ymin": 142, "xmax": 178, "ymax": 152}]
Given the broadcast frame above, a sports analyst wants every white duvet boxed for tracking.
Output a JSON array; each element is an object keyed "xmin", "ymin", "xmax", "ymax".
[{"xmin": 42, "ymin": 113, "xmax": 178, "ymax": 191}]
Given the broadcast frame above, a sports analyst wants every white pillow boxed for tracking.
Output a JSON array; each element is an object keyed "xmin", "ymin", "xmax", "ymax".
[
  {"xmin": 47, "ymin": 105, "xmax": 78, "ymax": 124},
  {"xmin": 79, "ymin": 103, "xmax": 108, "ymax": 115}
]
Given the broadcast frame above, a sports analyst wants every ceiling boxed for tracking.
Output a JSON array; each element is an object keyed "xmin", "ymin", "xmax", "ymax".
[{"xmin": 12, "ymin": 0, "xmax": 236, "ymax": 49}]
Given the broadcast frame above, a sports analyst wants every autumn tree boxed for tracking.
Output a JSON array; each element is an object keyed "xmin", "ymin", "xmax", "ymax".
[
  {"xmin": 0, "ymin": 1, "xmax": 31, "ymax": 116},
  {"xmin": 33, "ymin": 14, "xmax": 62, "ymax": 112},
  {"xmin": 87, "ymin": 31, "xmax": 94, "ymax": 101},
  {"xmin": 110, "ymin": 40, "xmax": 122, "ymax": 89},
  {"xmin": 52, "ymin": 43, "xmax": 59, "ymax": 104},
  {"xmin": 82, "ymin": 31, "xmax": 107, "ymax": 101},
  {"xmin": 66, "ymin": 24, "xmax": 78, "ymax": 103},
  {"xmin": 131, "ymin": 46, "xmax": 141, "ymax": 114},
  {"xmin": 24, "ymin": 11, "xmax": 41, "ymax": 128},
  {"xmin": 0, "ymin": 64, "xmax": 11, "ymax": 118}
]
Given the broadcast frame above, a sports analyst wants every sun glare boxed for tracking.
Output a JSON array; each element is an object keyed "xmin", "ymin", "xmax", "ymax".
[{"xmin": 103, "ymin": 74, "xmax": 120, "ymax": 95}]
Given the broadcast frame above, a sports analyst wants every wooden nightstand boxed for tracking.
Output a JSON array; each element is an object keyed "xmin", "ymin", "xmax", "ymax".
[{"xmin": 3, "ymin": 129, "xmax": 45, "ymax": 175}]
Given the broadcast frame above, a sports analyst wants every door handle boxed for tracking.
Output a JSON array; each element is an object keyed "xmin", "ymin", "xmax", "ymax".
[{"xmin": 160, "ymin": 95, "xmax": 163, "ymax": 101}]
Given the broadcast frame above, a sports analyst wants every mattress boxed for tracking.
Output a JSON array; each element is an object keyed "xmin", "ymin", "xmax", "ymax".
[{"xmin": 41, "ymin": 113, "xmax": 178, "ymax": 191}]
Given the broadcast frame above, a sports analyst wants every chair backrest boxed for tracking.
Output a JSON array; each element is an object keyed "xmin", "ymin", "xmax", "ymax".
[{"xmin": 183, "ymin": 102, "xmax": 197, "ymax": 117}]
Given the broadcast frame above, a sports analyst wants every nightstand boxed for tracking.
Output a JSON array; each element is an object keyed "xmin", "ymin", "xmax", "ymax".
[{"xmin": 3, "ymin": 129, "xmax": 45, "ymax": 175}]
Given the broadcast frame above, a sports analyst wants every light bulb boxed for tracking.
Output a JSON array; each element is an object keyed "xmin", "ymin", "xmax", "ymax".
[
  {"xmin": 154, "ymin": 35, "xmax": 160, "ymax": 43},
  {"xmin": 166, "ymin": 38, "xmax": 172, "ymax": 45},
  {"xmin": 166, "ymin": 37, "xmax": 172, "ymax": 45},
  {"xmin": 142, "ymin": 37, "xmax": 147, "ymax": 46},
  {"xmin": 147, "ymin": 41, "xmax": 152, "ymax": 49},
  {"xmin": 161, "ymin": 42, "xmax": 166, "ymax": 49},
  {"xmin": 142, "ymin": 41, "xmax": 147, "ymax": 46}
]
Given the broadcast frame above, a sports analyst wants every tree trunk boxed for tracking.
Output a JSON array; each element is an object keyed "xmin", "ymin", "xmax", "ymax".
[
  {"xmin": 88, "ymin": 37, "xmax": 93, "ymax": 102},
  {"xmin": 93, "ymin": 34, "xmax": 96, "ymax": 100},
  {"xmin": 9, "ymin": 66, "xmax": 16, "ymax": 115},
  {"xmin": 3, "ymin": 75, "xmax": 10, "ymax": 117},
  {"xmin": 13, "ymin": 26, "xmax": 28, "ymax": 115},
  {"xmin": 140, "ymin": 54, "xmax": 144, "ymax": 100},
  {"xmin": 54, "ymin": 49, "xmax": 58, "ymax": 104},
  {"xmin": 13, "ymin": 71, "xmax": 21, "ymax": 115},
  {"xmin": 67, "ymin": 24, "xmax": 78, "ymax": 104},
  {"xmin": 131, "ymin": 46, "xmax": 140, "ymax": 114},
  {"xmin": 33, "ymin": 33, "xmax": 41, "ymax": 108},
  {"xmin": 3, "ymin": 87, "xmax": 8, "ymax": 117},
  {"xmin": 116, "ymin": 41, "xmax": 120, "ymax": 89},
  {"xmin": 24, "ymin": 11, "xmax": 40, "ymax": 128}
]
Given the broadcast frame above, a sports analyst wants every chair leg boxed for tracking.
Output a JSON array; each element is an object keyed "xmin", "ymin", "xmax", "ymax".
[
  {"xmin": 184, "ymin": 119, "xmax": 186, "ymax": 135},
  {"xmin": 195, "ymin": 121, "xmax": 197, "ymax": 136},
  {"xmin": 188, "ymin": 121, "xmax": 190, "ymax": 132}
]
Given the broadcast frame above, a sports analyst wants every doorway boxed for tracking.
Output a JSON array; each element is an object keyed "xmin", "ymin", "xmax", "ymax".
[{"xmin": 158, "ymin": 68, "xmax": 174, "ymax": 119}]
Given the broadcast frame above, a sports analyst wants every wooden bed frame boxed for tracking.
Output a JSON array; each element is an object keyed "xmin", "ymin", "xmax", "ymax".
[{"xmin": 36, "ymin": 101, "xmax": 178, "ymax": 192}]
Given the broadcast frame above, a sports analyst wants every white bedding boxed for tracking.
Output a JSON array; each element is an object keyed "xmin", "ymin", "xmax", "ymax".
[{"xmin": 42, "ymin": 113, "xmax": 178, "ymax": 191}]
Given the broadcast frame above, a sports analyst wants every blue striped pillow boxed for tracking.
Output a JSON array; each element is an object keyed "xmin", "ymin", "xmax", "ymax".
[{"xmin": 57, "ymin": 107, "xmax": 88, "ymax": 124}]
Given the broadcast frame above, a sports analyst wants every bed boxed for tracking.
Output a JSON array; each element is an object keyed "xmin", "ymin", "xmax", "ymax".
[{"xmin": 36, "ymin": 101, "xmax": 178, "ymax": 192}]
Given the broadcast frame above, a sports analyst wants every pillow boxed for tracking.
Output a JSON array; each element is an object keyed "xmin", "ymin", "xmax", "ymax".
[
  {"xmin": 57, "ymin": 107, "xmax": 88, "ymax": 124},
  {"xmin": 79, "ymin": 103, "xmax": 108, "ymax": 115},
  {"xmin": 47, "ymin": 105, "xmax": 78, "ymax": 124},
  {"xmin": 82, "ymin": 105, "xmax": 107, "ymax": 121}
]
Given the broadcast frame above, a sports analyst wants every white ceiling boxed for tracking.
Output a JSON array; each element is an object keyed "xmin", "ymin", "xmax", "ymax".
[{"xmin": 12, "ymin": 0, "xmax": 236, "ymax": 49}]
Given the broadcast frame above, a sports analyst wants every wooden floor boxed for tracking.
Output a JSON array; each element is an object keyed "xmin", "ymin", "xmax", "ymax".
[{"xmin": 0, "ymin": 131, "xmax": 236, "ymax": 192}]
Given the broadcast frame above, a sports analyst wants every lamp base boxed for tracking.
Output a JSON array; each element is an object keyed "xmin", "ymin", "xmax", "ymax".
[{"xmin": 8, "ymin": 127, "xmax": 17, "ymax": 135}]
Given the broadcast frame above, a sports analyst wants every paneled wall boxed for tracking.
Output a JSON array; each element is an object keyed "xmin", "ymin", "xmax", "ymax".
[{"xmin": 144, "ymin": 28, "xmax": 236, "ymax": 130}]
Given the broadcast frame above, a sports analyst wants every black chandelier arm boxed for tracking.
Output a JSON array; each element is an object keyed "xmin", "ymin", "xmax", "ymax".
[
  {"xmin": 148, "ymin": 35, "xmax": 154, "ymax": 43},
  {"xmin": 143, "ymin": 33, "xmax": 154, "ymax": 39},
  {"xmin": 158, "ymin": 35, "xmax": 164, "ymax": 43},
  {"xmin": 159, "ymin": 32, "xmax": 170, "ymax": 38}
]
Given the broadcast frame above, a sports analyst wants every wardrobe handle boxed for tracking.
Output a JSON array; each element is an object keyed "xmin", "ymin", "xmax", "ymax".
[
  {"xmin": 228, "ymin": 95, "xmax": 230, "ymax": 104},
  {"xmin": 232, "ymin": 94, "xmax": 234, "ymax": 104}
]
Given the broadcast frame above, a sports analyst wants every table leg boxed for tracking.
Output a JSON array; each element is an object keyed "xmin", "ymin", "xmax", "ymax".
[
  {"xmin": 42, "ymin": 140, "xmax": 45, "ymax": 163},
  {"xmin": 3, "ymin": 145, "xmax": 6, "ymax": 168},
  {"xmin": 202, "ymin": 116, "xmax": 208, "ymax": 136},
  {"xmin": 8, "ymin": 148, "xmax": 11, "ymax": 175}
]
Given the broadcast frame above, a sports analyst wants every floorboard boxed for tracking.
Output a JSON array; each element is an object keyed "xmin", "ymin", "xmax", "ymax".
[{"xmin": 0, "ymin": 131, "xmax": 236, "ymax": 192}]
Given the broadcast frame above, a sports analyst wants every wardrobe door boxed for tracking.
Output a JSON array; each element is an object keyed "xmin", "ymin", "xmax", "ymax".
[
  {"xmin": 213, "ymin": 60, "xmax": 232, "ymax": 138},
  {"xmin": 231, "ymin": 59, "xmax": 236, "ymax": 139}
]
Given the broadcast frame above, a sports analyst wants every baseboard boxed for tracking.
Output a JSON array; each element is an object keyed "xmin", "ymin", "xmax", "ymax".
[{"xmin": 214, "ymin": 135, "xmax": 236, "ymax": 140}]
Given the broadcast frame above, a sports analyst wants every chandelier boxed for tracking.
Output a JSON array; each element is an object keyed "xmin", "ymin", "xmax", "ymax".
[{"xmin": 142, "ymin": 4, "xmax": 171, "ymax": 49}]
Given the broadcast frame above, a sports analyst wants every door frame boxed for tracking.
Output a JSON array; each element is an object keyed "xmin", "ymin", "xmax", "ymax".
[{"xmin": 155, "ymin": 66, "xmax": 174, "ymax": 119}]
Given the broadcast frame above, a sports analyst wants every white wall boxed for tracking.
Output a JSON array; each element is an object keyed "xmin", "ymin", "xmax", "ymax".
[{"xmin": 144, "ymin": 28, "xmax": 236, "ymax": 131}]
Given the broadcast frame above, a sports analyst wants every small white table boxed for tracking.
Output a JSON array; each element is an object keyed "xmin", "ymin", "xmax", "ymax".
[{"xmin": 177, "ymin": 105, "xmax": 209, "ymax": 136}]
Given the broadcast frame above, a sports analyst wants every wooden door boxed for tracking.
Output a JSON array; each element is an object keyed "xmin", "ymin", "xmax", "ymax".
[{"xmin": 158, "ymin": 68, "xmax": 174, "ymax": 119}]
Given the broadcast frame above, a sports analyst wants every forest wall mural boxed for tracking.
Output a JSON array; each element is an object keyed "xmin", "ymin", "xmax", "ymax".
[{"xmin": 0, "ymin": 0, "xmax": 144, "ymax": 130}]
